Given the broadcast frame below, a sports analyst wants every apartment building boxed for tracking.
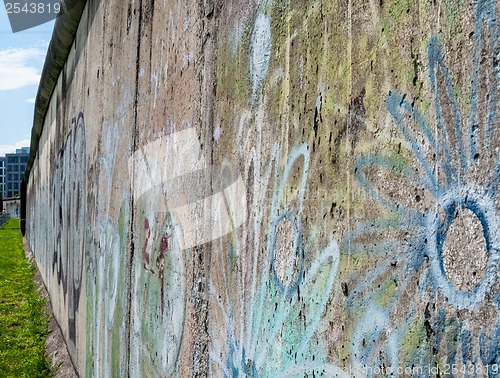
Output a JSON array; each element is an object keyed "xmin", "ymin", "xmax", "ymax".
[{"xmin": 4, "ymin": 147, "xmax": 29, "ymax": 198}]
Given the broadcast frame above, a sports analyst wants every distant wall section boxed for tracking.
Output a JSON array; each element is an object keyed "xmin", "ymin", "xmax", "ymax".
[{"xmin": 3, "ymin": 199, "xmax": 20, "ymax": 218}]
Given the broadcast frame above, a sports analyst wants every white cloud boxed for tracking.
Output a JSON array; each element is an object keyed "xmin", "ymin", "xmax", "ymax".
[
  {"xmin": 0, "ymin": 48, "xmax": 45, "ymax": 91},
  {"xmin": 0, "ymin": 139, "xmax": 31, "ymax": 156},
  {"xmin": 25, "ymin": 97, "xmax": 36, "ymax": 104}
]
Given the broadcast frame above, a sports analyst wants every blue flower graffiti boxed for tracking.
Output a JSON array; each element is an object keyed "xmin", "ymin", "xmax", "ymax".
[
  {"xmin": 210, "ymin": 143, "xmax": 348, "ymax": 377},
  {"xmin": 346, "ymin": 0, "xmax": 499, "ymax": 375}
]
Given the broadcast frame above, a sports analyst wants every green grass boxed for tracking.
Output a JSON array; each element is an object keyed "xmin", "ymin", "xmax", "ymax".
[{"xmin": 0, "ymin": 218, "xmax": 52, "ymax": 378}]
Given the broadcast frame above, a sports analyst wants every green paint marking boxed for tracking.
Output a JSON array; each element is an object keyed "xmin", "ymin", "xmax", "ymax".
[
  {"xmin": 375, "ymin": 277, "xmax": 398, "ymax": 308},
  {"xmin": 400, "ymin": 321, "xmax": 426, "ymax": 366}
]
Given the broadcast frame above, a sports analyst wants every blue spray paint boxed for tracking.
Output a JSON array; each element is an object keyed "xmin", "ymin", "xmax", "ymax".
[
  {"xmin": 210, "ymin": 143, "xmax": 348, "ymax": 377},
  {"xmin": 347, "ymin": 0, "xmax": 499, "ymax": 374}
]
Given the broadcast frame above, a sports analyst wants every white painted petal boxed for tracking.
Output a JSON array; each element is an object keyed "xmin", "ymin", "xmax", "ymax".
[{"xmin": 250, "ymin": 13, "xmax": 272, "ymax": 100}]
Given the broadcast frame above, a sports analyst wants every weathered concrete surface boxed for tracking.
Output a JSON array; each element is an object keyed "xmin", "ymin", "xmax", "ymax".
[
  {"xmin": 3, "ymin": 199, "xmax": 20, "ymax": 218},
  {"xmin": 25, "ymin": 0, "xmax": 499, "ymax": 376}
]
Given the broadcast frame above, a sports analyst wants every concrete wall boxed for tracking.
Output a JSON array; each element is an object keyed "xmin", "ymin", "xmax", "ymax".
[
  {"xmin": 3, "ymin": 199, "xmax": 20, "ymax": 218},
  {"xmin": 26, "ymin": 0, "xmax": 499, "ymax": 376}
]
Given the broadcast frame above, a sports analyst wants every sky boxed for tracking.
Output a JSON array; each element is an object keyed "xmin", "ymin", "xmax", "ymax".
[{"xmin": 0, "ymin": 5, "xmax": 54, "ymax": 156}]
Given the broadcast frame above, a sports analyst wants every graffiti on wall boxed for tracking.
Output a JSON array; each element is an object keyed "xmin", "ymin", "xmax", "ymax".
[
  {"xmin": 26, "ymin": 112, "xmax": 87, "ymax": 356},
  {"xmin": 250, "ymin": 9, "xmax": 271, "ymax": 100},
  {"xmin": 127, "ymin": 125, "xmax": 248, "ymax": 375},
  {"xmin": 51, "ymin": 112, "xmax": 87, "ymax": 346},
  {"xmin": 347, "ymin": 0, "xmax": 499, "ymax": 374},
  {"xmin": 84, "ymin": 124, "xmax": 131, "ymax": 377},
  {"xmin": 129, "ymin": 138, "xmax": 187, "ymax": 376},
  {"xmin": 209, "ymin": 10, "xmax": 349, "ymax": 370},
  {"xmin": 25, "ymin": 0, "xmax": 500, "ymax": 376},
  {"xmin": 209, "ymin": 140, "xmax": 348, "ymax": 377}
]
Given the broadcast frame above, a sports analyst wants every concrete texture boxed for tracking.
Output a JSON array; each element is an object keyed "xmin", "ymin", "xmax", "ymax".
[
  {"xmin": 3, "ymin": 199, "xmax": 20, "ymax": 218},
  {"xmin": 25, "ymin": 0, "xmax": 499, "ymax": 376}
]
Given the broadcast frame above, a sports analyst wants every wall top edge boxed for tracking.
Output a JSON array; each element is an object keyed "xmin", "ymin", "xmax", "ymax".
[{"xmin": 24, "ymin": 0, "xmax": 88, "ymax": 184}]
